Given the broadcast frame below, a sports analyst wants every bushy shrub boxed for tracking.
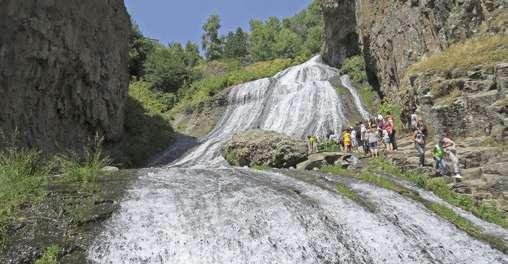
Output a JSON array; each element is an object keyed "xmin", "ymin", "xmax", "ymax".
[{"xmin": 341, "ymin": 56, "xmax": 368, "ymax": 83}]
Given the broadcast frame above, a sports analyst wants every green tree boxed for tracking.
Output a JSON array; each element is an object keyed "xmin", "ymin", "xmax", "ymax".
[
  {"xmin": 144, "ymin": 44, "xmax": 194, "ymax": 93},
  {"xmin": 274, "ymin": 28, "xmax": 303, "ymax": 58},
  {"xmin": 202, "ymin": 14, "xmax": 223, "ymax": 60},
  {"xmin": 249, "ymin": 17, "xmax": 281, "ymax": 61},
  {"xmin": 224, "ymin": 27, "xmax": 249, "ymax": 59},
  {"xmin": 184, "ymin": 41, "xmax": 201, "ymax": 67},
  {"xmin": 128, "ymin": 22, "xmax": 154, "ymax": 79}
]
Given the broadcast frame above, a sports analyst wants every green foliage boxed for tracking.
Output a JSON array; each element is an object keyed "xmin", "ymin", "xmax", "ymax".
[
  {"xmin": 184, "ymin": 41, "xmax": 202, "ymax": 67},
  {"xmin": 202, "ymin": 14, "xmax": 224, "ymax": 60},
  {"xmin": 248, "ymin": 1, "xmax": 323, "ymax": 62},
  {"xmin": 0, "ymin": 148, "xmax": 48, "ymax": 247},
  {"xmin": 318, "ymin": 140, "xmax": 341, "ymax": 153},
  {"xmin": 274, "ymin": 28, "xmax": 304, "ymax": 59},
  {"xmin": 336, "ymin": 182, "xmax": 359, "ymax": 201},
  {"xmin": 128, "ymin": 22, "xmax": 155, "ymax": 79},
  {"xmin": 224, "ymin": 149, "xmax": 240, "ymax": 166},
  {"xmin": 111, "ymin": 82, "xmax": 176, "ymax": 167},
  {"xmin": 253, "ymin": 164, "xmax": 271, "ymax": 171},
  {"xmin": 341, "ymin": 56, "xmax": 368, "ymax": 83},
  {"xmin": 144, "ymin": 43, "xmax": 197, "ymax": 93},
  {"xmin": 34, "ymin": 245, "xmax": 60, "ymax": 264},
  {"xmin": 224, "ymin": 28, "xmax": 249, "ymax": 59},
  {"xmin": 55, "ymin": 136, "xmax": 111, "ymax": 189}
]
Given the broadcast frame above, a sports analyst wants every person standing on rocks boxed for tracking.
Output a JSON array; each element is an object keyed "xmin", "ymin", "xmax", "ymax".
[
  {"xmin": 410, "ymin": 112, "xmax": 418, "ymax": 130},
  {"xmin": 413, "ymin": 121, "xmax": 427, "ymax": 167},
  {"xmin": 433, "ymin": 140, "xmax": 447, "ymax": 176},
  {"xmin": 386, "ymin": 112, "xmax": 398, "ymax": 151},
  {"xmin": 307, "ymin": 136, "xmax": 317, "ymax": 154},
  {"xmin": 351, "ymin": 127, "xmax": 358, "ymax": 152},
  {"xmin": 343, "ymin": 128, "xmax": 352, "ymax": 153},
  {"xmin": 361, "ymin": 121, "xmax": 369, "ymax": 154},
  {"xmin": 442, "ymin": 134, "xmax": 462, "ymax": 179},
  {"xmin": 367, "ymin": 125, "xmax": 379, "ymax": 157}
]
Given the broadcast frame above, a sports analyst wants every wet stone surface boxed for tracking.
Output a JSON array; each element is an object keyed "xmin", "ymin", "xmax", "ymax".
[{"xmin": 0, "ymin": 170, "xmax": 138, "ymax": 264}]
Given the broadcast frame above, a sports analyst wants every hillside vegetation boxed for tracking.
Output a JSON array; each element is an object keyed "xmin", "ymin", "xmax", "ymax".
[
  {"xmin": 127, "ymin": 0, "xmax": 322, "ymax": 119},
  {"xmin": 407, "ymin": 35, "xmax": 508, "ymax": 74}
]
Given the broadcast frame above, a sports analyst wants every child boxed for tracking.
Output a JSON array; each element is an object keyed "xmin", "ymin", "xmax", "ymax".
[
  {"xmin": 382, "ymin": 129, "xmax": 390, "ymax": 151},
  {"xmin": 433, "ymin": 141, "xmax": 446, "ymax": 176},
  {"xmin": 343, "ymin": 129, "xmax": 352, "ymax": 153}
]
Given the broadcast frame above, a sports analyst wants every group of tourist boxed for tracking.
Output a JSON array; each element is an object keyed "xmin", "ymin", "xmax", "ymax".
[
  {"xmin": 410, "ymin": 112, "xmax": 462, "ymax": 179},
  {"xmin": 318, "ymin": 112, "xmax": 398, "ymax": 158},
  {"xmin": 306, "ymin": 111, "xmax": 462, "ymax": 179}
]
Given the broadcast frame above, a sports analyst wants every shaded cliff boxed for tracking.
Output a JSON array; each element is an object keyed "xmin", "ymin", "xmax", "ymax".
[
  {"xmin": 0, "ymin": 0, "xmax": 131, "ymax": 153},
  {"xmin": 321, "ymin": 0, "xmax": 361, "ymax": 67},
  {"xmin": 322, "ymin": 0, "xmax": 506, "ymax": 97}
]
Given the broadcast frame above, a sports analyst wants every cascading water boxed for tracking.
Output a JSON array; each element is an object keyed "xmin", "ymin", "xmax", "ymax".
[
  {"xmin": 88, "ymin": 56, "xmax": 507, "ymax": 264},
  {"xmin": 340, "ymin": 75, "xmax": 371, "ymax": 120},
  {"xmin": 173, "ymin": 56, "xmax": 346, "ymax": 167}
]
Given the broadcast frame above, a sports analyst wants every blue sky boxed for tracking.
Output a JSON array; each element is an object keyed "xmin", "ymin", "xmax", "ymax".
[{"xmin": 125, "ymin": 0, "xmax": 312, "ymax": 46}]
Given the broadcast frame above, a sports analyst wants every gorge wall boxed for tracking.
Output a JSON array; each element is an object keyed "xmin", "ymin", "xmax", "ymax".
[
  {"xmin": 0, "ymin": 0, "xmax": 130, "ymax": 153},
  {"xmin": 322, "ymin": 0, "xmax": 506, "ymax": 97}
]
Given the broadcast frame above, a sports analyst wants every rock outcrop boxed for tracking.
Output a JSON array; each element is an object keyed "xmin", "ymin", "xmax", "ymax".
[
  {"xmin": 401, "ymin": 62, "xmax": 508, "ymax": 139},
  {"xmin": 322, "ymin": 0, "xmax": 506, "ymax": 96},
  {"xmin": 222, "ymin": 130, "xmax": 308, "ymax": 168},
  {"xmin": 320, "ymin": 0, "xmax": 360, "ymax": 67},
  {"xmin": 0, "ymin": 0, "xmax": 131, "ymax": 153}
]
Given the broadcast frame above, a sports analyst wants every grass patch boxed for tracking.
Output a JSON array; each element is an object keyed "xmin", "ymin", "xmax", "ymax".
[
  {"xmin": 253, "ymin": 164, "xmax": 271, "ymax": 171},
  {"xmin": 318, "ymin": 140, "xmax": 341, "ymax": 153},
  {"xmin": 34, "ymin": 245, "xmax": 60, "ymax": 264},
  {"xmin": 0, "ymin": 148, "xmax": 48, "ymax": 248},
  {"xmin": 224, "ymin": 149, "xmax": 240, "ymax": 166},
  {"xmin": 172, "ymin": 58, "xmax": 303, "ymax": 114},
  {"xmin": 110, "ymin": 82, "xmax": 176, "ymax": 167},
  {"xmin": 407, "ymin": 35, "xmax": 508, "ymax": 74},
  {"xmin": 368, "ymin": 158, "xmax": 508, "ymax": 229},
  {"xmin": 55, "ymin": 139, "xmax": 111, "ymax": 190},
  {"xmin": 336, "ymin": 182, "xmax": 359, "ymax": 201}
]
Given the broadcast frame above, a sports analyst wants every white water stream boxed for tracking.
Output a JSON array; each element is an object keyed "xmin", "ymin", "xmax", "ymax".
[{"xmin": 88, "ymin": 56, "xmax": 507, "ymax": 263}]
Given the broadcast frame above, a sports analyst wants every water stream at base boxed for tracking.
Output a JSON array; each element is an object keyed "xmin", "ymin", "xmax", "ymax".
[{"xmin": 88, "ymin": 56, "xmax": 507, "ymax": 263}]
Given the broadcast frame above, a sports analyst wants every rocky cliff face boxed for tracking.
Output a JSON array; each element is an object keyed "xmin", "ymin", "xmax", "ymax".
[
  {"xmin": 322, "ymin": 0, "xmax": 506, "ymax": 96},
  {"xmin": 321, "ymin": 0, "xmax": 361, "ymax": 67},
  {"xmin": 0, "ymin": 0, "xmax": 130, "ymax": 153}
]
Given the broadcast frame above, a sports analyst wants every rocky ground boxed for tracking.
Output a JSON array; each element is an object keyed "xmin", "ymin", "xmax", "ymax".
[
  {"xmin": 386, "ymin": 135, "xmax": 507, "ymax": 212},
  {"xmin": 0, "ymin": 170, "xmax": 138, "ymax": 264}
]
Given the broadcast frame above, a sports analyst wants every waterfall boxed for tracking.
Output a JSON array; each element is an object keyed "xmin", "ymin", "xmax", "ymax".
[
  {"xmin": 87, "ymin": 56, "xmax": 508, "ymax": 264},
  {"xmin": 340, "ymin": 75, "xmax": 371, "ymax": 120},
  {"xmin": 172, "ymin": 55, "xmax": 346, "ymax": 167}
]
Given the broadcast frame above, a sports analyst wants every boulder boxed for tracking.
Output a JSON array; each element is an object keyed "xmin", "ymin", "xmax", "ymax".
[{"xmin": 222, "ymin": 130, "xmax": 307, "ymax": 168}]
